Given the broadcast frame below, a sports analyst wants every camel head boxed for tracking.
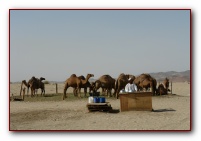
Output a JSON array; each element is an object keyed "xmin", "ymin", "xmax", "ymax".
[
  {"xmin": 86, "ymin": 74, "xmax": 94, "ymax": 79},
  {"xmin": 128, "ymin": 75, "xmax": 135, "ymax": 84},
  {"xmin": 164, "ymin": 77, "xmax": 169, "ymax": 89},
  {"xmin": 89, "ymin": 82, "xmax": 95, "ymax": 92},
  {"xmin": 22, "ymin": 80, "xmax": 28, "ymax": 87},
  {"xmin": 40, "ymin": 77, "xmax": 45, "ymax": 81},
  {"xmin": 125, "ymin": 74, "xmax": 130, "ymax": 79}
]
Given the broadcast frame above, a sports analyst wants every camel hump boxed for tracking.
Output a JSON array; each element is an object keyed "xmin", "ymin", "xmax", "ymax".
[
  {"xmin": 70, "ymin": 74, "xmax": 77, "ymax": 77},
  {"xmin": 119, "ymin": 73, "xmax": 128, "ymax": 80},
  {"xmin": 119, "ymin": 73, "xmax": 125, "ymax": 77},
  {"xmin": 104, "ymin": 74, "xmax": 111, "ymax": 78},
  {"xmin": 99, "ymin": 74, "xmax": 112, "ymax": 80},
  {"xmin": 29, "ymin": 76, "xmax": 37, "ymax": 83},
  {"xmin": 78, "ymin": 75, "xmax": 86, "ymax": 80},
  {"xmin": 31, "ymin": 76, "xmax": 38, "ymax": 81}
]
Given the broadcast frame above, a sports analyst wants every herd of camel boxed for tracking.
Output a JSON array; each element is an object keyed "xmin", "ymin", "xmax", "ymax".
[{"xmin": 20, "ymin": 73, "xmax": 170, "ymax": 100}]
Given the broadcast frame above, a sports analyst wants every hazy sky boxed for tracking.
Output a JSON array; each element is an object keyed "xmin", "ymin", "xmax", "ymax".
[{"xmin": 10, "ymin": 9, "xmax": 190, "ymax": 82}]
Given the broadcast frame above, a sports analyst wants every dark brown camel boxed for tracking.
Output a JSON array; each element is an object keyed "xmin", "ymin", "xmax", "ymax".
[
  {"xmin": 163, "ymin": 77, "xmax": 169, "ymax": 90},
  {"xmin": 156, "ymin": 83, "xmax": 170, "ymax": 95},
  {"xmin": 21, "ymin": 76, "xmax": 45, "ymax": 97},
  {"xmin": 63, "ymin": 73, "xmax": 94, "ymax": 100},
  {"xmin": 90, "ymin": 82, "xmax": 107, "ymax": 95},
  {"xmin": 92, "ymin": 75, "xmax": 116, "ymax": 97},
  {"xmin": 24, "ymin": 77, "xmax": 45, "ymax": 95},
  {"xmin": 73, "ymin": 75, "xmax": 91, "ymax": 97},
  {"xmin": 115, "ymin": 73, "xmax": 135, "ymax": 99}
]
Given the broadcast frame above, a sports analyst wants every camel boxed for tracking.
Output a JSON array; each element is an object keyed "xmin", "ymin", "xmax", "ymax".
[
  {"xmin": 155, "ymin": 77, "xmax": 169, "ymax": 96},
  {"xmin": 156, "ymin": 83, "xmax": 170, "ymax": 95},
  {"xmin": 134, "ymin": 73, "xmax": 151, "ymax": 83},
  {"xmin": 134, "ymin": 73, "xmax": 157, "ymax": 95},
  {"xmin": 21, "ymin": 76, "xmax": 45, "ymax": 97},
  {"xmin": 138, "ymin": 79, "xmax": 153, "ymax": 91},
  {"xmin": 73, "ymin": 75, "xmax": 91, "ymax": 97},
  {"xmin": 26, "ymin": 76, "xmax": 45, "ymax": 95},
  {"xmin": 90, "ymin": 82, "xmax": 107, "ymax": 95},
  {"xmin": 63, "ymin": 73, "xmax": 94, "ymax": 100},
  {"xmin": 92, "ymin": 75, "xmax": 116, "ymax": 97},
  {"xmin": 114, "ymin": 73, "xmax": 135, "ymax": 99}
]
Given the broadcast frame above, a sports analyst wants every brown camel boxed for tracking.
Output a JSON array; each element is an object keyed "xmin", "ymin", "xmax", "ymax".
[
  {"xmin": 73, "ymin": 75, "xmax": 91, "ymax": 97},
  {"xmin": 138, "ymin": 79, "xmax": 153, "ymax": 91},
  {"xmin": 134, "ymin": 73, "xmax": 151, "ymax": 83},
  {"xmin": 92, "ymin": 75, "xmax": 116, "ymax": 97},
  {"xmin": 134, "ymin": 73, "xmax": 157, "ymax": 95},
  {"xmin": 90, "ymin": 82, "xmax": 107, "ymax": 95},
  {"xmin": 63, "ymin": 73, "xmax": 94, "ymax": 100},
  {"xmin": 115, "ymin": 73, "xmax": 135, "ymax": 99},
  {"xmin": 21, "ymin": 76, "xmax": 45, "ymax": 97},
  {"xmin": 89, "ymin": 82, "xmax": 95, "ymax": 93}
]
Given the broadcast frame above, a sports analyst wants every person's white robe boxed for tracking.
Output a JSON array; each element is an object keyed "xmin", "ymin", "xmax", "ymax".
[{"xmin": 125, "ymin": 83, "xmax": 138, "ymax": 92}]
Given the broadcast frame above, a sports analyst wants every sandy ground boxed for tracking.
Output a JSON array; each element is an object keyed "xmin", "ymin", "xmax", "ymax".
[{"xmin": 10, "ymin": 82, "xmax": 191, "ymax": 131}]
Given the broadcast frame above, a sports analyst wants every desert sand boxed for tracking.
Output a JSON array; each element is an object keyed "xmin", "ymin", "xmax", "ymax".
[{"xmin": 10, "ymin": 82, "xmax": 190, "ymax": 131}]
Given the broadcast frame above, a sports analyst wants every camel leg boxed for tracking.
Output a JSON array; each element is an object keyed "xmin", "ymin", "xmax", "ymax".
[
  {"xmin": 73, "ymin": 88, "xmax": 76, "ymax": 96},
  {"xmin": 106, "ymin": 89, "xmax": 108, "ymax": 97},
  {"xmin": 22, "ymin": 88, "xmax": 25, "ymax": 101},
  {"xmin": 64, "ymin": 83, "xmax": 70, "ymax": 99},
  {"xmin": 20, "ymin": 82, "xmax": 23, "ymax": 96},
  {"xmin": 76, "ymin": 88, "xmax": 79, "ymax": 96},
  {"xmin": 63, "ymin": 88, "xmax": 67, "ymax": 100},
  {"xmin": 75, "ymin": 88, "xmax": 80, "ymax": 97},
  {"xmin": 102, "ymin": 88, "xmax": 105, "ymax": 96},
  {"xmin": 27, "ymin": 87, "xmax": 29, "ymax": 96},
  {"xmin": 84, "ymin": 87, "xmax": 87, "ymax": 97},
  {"xmin": 63, "ymin": 87, "xmax": 67, "ymax": 100},
  {"xmin": 41, "ymin": 88, "xmax": 44, "ymax": 96},
  {"xmin": 33, "ymin": 89, "xmax": 36, "ymax": 97},
  {"xmin": 31, "ymin": 89, "xmax": 33, "ymax": 97},
  {"xmin": 116, "ymin": 89, "xmax": 120, "ymax": 99},
  {"xmin": 74, "ymin": 88, "xmax": 79, "ymax": 97},
  {"xmin": 113, "ymin": 89, "xmax": 116, "ymax": 97},
  {"xmin": 108, "ymin": 88, "xmax": 112, "ymax": 97},
  {"xmin": 78, "ymin": 87, "xmax": 81, "ymax": 98}
]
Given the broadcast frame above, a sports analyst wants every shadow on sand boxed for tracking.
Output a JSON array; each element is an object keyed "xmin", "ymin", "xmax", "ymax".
[{"xmin": 152, "ymin": 108, "xmax": 176, "ymax": 112}]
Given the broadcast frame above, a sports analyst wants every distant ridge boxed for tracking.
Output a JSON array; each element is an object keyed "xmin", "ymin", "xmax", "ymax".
[{"xmin": 149, "ymin": 70, "xmax": 190, "ymax": 82}]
